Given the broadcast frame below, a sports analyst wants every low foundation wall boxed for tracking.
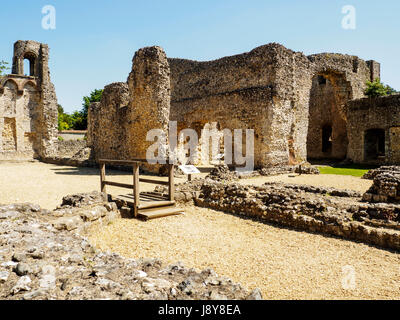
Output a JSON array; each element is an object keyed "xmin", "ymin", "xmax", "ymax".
[
  {"xmin": 41, "ymin": 140, "xmax": 95, "ymax": 167},
  {"xmin": 194, "ymin": 182, "xmax": 400, "ymax": 251},
  {"xmin": 58, "ymin": 131, "xmax": 87, "ymax": 141}
]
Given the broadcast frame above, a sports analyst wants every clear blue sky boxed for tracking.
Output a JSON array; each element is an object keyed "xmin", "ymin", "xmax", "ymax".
[{"xmin": 0, "ymin": 0, "xmax": 399, "ymax": 113}]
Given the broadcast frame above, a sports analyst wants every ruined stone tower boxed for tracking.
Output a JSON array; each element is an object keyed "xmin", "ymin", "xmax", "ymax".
[
  {"xmin": 0, "ymin": 40, "xmax": 58, "ymax": 159},
  {"xmin": 88, "ymin": 43, "xmax": 381, "ymax": 169},
  {"xmin": 88, "ymin": 46, "xmax": 171, "ymax": 172}
]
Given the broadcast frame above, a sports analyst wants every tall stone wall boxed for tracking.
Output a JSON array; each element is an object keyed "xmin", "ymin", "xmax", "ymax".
[
  {"xmin": 87, "ymin": 82, "xmax": 130, "ymax": 160},
  {"xmin": 305, "ymin": 54, "xmax": 376, "ymax": 161},
  {"xmin": 87, "ymin": 43, "xmax": 377, "ymax": 169},
  {"xmin": 307, "ymin": 74, "xmax": 350, "ymax": 159},
  {"xmin": 268, "ymin": 46, "xmax": 311, "ymax": 165},
  {"xmin": 168, "ymin": 44, "xmax": 375, "ymax": 167},
  {"xmin": 88, "ymin": 46, "xmax": 171, "ymax": 171},
  {"xmin": 168, "ymin": 44, "xmax": 277, "ymax": 101},
  {"xmin": 347, "ymin": 94, "xmax": 400, "ymax": 164},
  {"xmin": 127, "ymin": 46, "xmax": 170, "ymax": 161},
  {"xmin": 0, "ymin": 40, "xmax": 58, "ymax": 160},
  {"xmin": 169, "ymin": 44, "xmax": 306, "ymax": 167},
  {"xmin": 0, "ymin": 76, "xmax": 40, "ymax": 159}
]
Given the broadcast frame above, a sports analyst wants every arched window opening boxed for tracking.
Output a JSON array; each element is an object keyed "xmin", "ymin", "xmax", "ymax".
[
  {"xmin": 23, "ymin": 53, "xmax": 36, "ymax": 77},
  {"xmin": 322, "ymin": 125, "xmax": 333, "ymax": 154},
  {"xmin": 23, "ymin": 59, "xmax": 30, "ymax": 76},
  {"xmin": 365, "ymin": 129, "xmax": 385, "ymax": 160}
]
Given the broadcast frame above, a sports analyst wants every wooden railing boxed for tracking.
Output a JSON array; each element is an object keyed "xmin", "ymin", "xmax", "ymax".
[{"xmin": 98, "ymin": 159, "xmax": 175, "ymax": 217}]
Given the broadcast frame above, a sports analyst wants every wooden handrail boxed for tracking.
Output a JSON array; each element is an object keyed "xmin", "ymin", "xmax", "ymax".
[
  {"xmin": 139, "ymin": 178, "xmax": 169, "ymax": 186},
  {"xmin": 133, "ymin": 162, "xmax": 139, "ymax": 218},
  {"xmin": 103, "ymin": 178, "xmax": 169, "ymax": 189},
  {"xmin": 100, "ymin": 162, "xmax": 106, "ymax": 193},
  {"xmin": 103, "ymin": 181, "xmax": 133, "ymax": 189},
  {"xmin": 99, "ymin": 158, "xmax": 175, "ymax": 165},
  {"xmin": 168, "ymin": 164, "xmax": 174, "ymax": 201},
  {"xmin": 99, "ymin": 159, "xmax": 175, "ymax": 218},
  {"xmin": 103, "ymin": 179, "xmax": 169, "ymax": 188},
  {"xmin": 99, "ymin": 159, "xmax": 140, "ymax": 166}
]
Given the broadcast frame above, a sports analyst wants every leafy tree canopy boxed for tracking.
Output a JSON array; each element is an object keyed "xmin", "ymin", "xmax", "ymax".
[
  {"xmin": 82, "ymin": 89, "xmax": 103, "ymax": 117},
  {"xmin": 365, "ymin": 78, "xmax": 398, "ymax": 98},
  {"xmin": 57, "ymin": 89, "xmax": 103, "ymax": 131},
  {"xmin": 0, "ymin": 60, "xmax": 9, "ymax": 76}
]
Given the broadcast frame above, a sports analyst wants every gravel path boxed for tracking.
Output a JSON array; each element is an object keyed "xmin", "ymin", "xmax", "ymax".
[{"xmin": 89, "ymin": 205, "xmax": 400, "ymax": 300}]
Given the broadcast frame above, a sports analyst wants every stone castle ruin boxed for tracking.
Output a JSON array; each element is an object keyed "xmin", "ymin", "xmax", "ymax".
[
  {"xmin": 87, "ymin": 43, "xmax": 388, "ymax": 168},
  {"xmin": 2, "ymin": 40, "xmax": 400, "ymax": 300},
  {"xmin": 1, "ymin": 40, "xmax": 399, "ymax": 167},
  {"xmin": 0, "ymin": 41, "xmax": 58, "ymax": 160}
]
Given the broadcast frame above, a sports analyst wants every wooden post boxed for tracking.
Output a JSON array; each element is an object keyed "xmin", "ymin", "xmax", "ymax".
[
  {"xmin": 168, "ymin": 164, "xmax": 175, "ymax": 201},
  {"xmin": 133, "ymin": 162, "xmax": 140, "ymax": 218},
  {"xmin": 100, "ymin": 162, "xmax": 106, "ymax": 193}
]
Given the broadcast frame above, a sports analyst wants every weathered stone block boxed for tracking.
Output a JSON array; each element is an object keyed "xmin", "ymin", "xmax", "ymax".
[{"xmin": 53, "ymin": 216, "xmax": 82, "ymax": 231}]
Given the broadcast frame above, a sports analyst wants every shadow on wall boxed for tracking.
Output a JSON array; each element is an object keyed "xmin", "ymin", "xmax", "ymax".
[{"xmin": 364, "ymin": 129, "xmax": 385, "ymax": 161}]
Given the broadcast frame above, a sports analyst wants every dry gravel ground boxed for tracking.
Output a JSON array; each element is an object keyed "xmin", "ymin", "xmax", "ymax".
[
  {"xmin": 89, "ymin": 205, "xmax": 400, "ymax": 300},
  {"xmin": 0, "ymin": 161, "xmax": 371, "ymax": 210},
  {"xmin": 0, "ymin": 161, "xmax": 189, "ymax": 210},
  {"xmin": 1, "ymin": 161, "xmax": 398, "ymax": 299},
  {"xmin": 238, "ymin": 174, "xmax": 373, "ymax": 193}
]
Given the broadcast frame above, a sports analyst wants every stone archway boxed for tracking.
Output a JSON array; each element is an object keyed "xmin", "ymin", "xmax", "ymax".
[{"xmin": 306, "ymin": 71, "xmax": 352, "ymax": 161}]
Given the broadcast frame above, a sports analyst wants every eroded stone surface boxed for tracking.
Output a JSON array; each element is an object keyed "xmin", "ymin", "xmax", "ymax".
[
  {"xmin": 0, "ymin": 40, "xmax": 58, "ymax": 160},
  {"xmin": 363, "ymin": 168, "xmax": 400, "ymax": 205},
  {"xmin": 0, "ymin": 192, "xmax": 259, "ymax": 300},
  {"xmin": 86, "ymin": 43, "xmax": 380, "ymax": 170}
]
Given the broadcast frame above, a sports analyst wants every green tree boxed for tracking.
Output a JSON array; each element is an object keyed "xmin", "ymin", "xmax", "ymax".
[
  {"xmin": 57, "ymin": 89, "xmax": 103, "ymax": 131},
  {"xmin": 365, "ymin": 78, "xmax": 398, "ymax": 97},
  {"xmin": 0, "ymin": 60, "xmax": 9, "ymax": 76},
  {"xmin": 70, "ymin": 111, "xmax": 86, "ymax": 130},
  {"xmin": 57, "ymin": 104, "xmax": 73, "ymax": 131},
  {"xmin": 80, "ymin": 89, "xmax": 103, "ymax": 129},
  {"xmin": 58, "ymin": 113, "xmax": 71, "ymax": 131}
]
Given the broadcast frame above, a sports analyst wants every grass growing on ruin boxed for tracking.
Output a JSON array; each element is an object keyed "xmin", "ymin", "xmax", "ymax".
[{"xmin": 317, "ymin": 164, "xmax": 375, "ymax": 177}]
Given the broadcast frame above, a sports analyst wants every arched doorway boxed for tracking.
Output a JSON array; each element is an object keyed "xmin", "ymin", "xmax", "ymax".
[{"xmin": 364, "ymin": 129, "xmax": 385, "ymax": 160}]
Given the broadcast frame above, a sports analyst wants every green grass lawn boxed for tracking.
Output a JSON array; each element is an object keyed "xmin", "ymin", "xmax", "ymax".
[{"xmin": 317, "ymin": 164, "xmax": 376, "ymax": 177}]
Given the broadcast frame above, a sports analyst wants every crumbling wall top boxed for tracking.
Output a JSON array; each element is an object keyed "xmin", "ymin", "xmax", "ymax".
[{"xmin": 347, "ymin": 94, "xmax": 400, "ymax": 111}]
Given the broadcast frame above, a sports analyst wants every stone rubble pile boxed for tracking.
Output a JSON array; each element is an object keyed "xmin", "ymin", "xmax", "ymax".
[
  {"xmin": 363, "ymin": 171, "xmax": 400, "ymax": 204},
  {"xmin": 60, "ymin": 191, "xmax": 108, "ymax": 208},
  {"xmin": 0, "ymin": 193, "xmax": 261, "ymax": 300},
  {"xmin": 353, "ymin": 202, "xmax": 400, "ymax": 223},
  {"xmin": 205, "ymin": 165, "xmax": 239, "ymax": 182},
  {"xmin": 154, "ymin": 180, "xmax": 203, "ymax": 203},
  {"xmin": 294, "ymin": 166, "xmax": 320, "ymax": 175},
  {"xmin": 258, "ymin": 165, "xmax": 295, "ymax": 176},
  {"xmin": 362, "ymin": 166, "xmax": 400, "ymax": 180}
]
